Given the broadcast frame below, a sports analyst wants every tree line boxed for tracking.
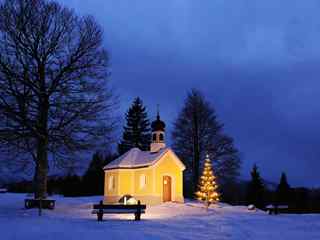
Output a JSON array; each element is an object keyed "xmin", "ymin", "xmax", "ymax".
[
  {"xmin": 7, "ymin": 152, "xmax": 115, "ymax": 197},
  {"xmin": 245, "ymin": 165, "xmax": 320, "ymax": 213}
]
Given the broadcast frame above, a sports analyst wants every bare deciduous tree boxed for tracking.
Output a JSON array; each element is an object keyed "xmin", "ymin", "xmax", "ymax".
[
  {"xmin": 172, "ymin": 89, "xmax": 241, "ymax": 196},
  {"xmin": 0, "ymin": 0, "xmax": 116, "ymax": 198}
]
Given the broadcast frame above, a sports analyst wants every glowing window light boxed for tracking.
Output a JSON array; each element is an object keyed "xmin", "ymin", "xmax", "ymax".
[
  {"xmin": 140, "ymin": 174, "xmax": 146, "ymax": 189},
  {"xmin": 108, "ymin": 176, "xmax": 115, "ymax": 190}
]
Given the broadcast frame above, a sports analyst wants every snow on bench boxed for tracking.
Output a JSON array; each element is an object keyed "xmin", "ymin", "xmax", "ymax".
[
  {"xmin": 92, "ymin": 200, "xmax": 146, "ymax": 221},
  {"xmin": 25, "ymin": 199, "xmax": 56, "ymax": 210}
]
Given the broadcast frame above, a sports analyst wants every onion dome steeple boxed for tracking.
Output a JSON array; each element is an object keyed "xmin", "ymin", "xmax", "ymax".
[
  {"xmin": 150, "ymin": 107, "xmax": 166, "ymax": 153},
  {"xmin": 151, "ymin": 110, "xmax": 166, "ymax": 132}
]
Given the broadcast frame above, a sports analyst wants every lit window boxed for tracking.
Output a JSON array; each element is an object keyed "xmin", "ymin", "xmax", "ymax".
[
  {"xmin": 140, "ymin": 174, "xmax": 146, "ymax": 189},
  {"xmin": 108, "ymin": 176, "xmax": 115, "ymax": 190}
]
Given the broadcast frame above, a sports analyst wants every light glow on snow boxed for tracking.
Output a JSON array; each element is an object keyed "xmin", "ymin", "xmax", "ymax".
[{"xmin": 0, "ymin": 194, "xmax": 319, "ymax": 240}]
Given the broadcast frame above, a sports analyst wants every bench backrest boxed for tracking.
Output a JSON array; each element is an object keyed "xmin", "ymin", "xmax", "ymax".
[
  {"xmin": 93, "ymin": 204, "xmax": 146, "ymax": 210},
  {"xmin": 266, "ymin": 205, "xmax": 288, "ymax": 209},
  {"xmin": 277, "ymin": 205, "xmax": 289, "ymax": 209}
]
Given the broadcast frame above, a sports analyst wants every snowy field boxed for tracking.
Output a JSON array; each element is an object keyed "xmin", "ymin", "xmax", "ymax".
[{"xmin": 0, "ymin": 194, "xmax": 319, "ymax": 240}]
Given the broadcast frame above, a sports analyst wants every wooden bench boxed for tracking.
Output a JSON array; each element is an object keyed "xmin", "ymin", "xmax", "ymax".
[
  {"xmin": 0, "ymin": 188, "xmax": 7, "ymax": 193},
  {"xmin": 92, "ymin": 200, "xmax": 146, "ymax": 221},
  {"xmin": 24, "ymin": 199, "xmax": 56, "ymax": 210},
  {"xmin": 265, "ymin": 205, "xmax": 289, "ymax": 215}
]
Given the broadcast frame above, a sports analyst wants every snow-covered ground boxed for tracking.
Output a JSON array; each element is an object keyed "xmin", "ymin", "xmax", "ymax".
[{"xmin": 0, "ymin": 194, "xmax": 319, "ymax": 240}]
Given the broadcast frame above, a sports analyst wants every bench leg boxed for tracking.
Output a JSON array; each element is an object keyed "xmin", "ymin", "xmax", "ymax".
[
  {"xmin": 268, "ymin": 209, "xmax": 274, "ymax": 215},
  {"xmin": 97, "ymin": 212, "xmax": 103, "ymax": 221},
  {"xmin": 135, "ymin": 213, "xmax": 141, "ymax": 221}
]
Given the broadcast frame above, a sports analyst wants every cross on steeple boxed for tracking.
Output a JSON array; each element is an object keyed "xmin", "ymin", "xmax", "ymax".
[{"xmin": 157, "ymin": 104, "xmax": 160, "ymax": 120}]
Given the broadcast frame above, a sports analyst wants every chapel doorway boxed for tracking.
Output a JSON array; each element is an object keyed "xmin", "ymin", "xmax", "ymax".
[{"xmin": 163, "ymin": 176, "xmax": 172, "ymax": 202}]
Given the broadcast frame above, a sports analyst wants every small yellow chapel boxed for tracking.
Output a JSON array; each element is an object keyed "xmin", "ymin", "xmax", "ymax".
[{"xmin": 103, "ymin": 113, "xmax": 185, "ymax": 205}]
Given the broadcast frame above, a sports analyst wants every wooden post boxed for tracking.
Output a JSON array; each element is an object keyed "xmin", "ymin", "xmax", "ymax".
[
  {"xmin": 38, "ymin": 198, "xmax": 42, "ymax": 216},
  {"xmin": 135, "ymin": 200, "xmax": 141, "ymax": 221},
  {"xmin": 97, "ymin": 200, "xmax": 103, "ymax": 221}
]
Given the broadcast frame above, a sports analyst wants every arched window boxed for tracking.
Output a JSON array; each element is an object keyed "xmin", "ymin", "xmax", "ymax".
[
  {"xmin": 108, "ymin": 176, "xmax": 115, "ymax": 190},
  {"xmin": 152, "ymin": 133, "xmax": 157, "ymax": 141},
  {"xmin": 159, "ymin": 133, "xmax": 164, "ymax": 141},
  {"xmin": 140, "ymin": 174, "xmax": 146, "ymax": 189}
]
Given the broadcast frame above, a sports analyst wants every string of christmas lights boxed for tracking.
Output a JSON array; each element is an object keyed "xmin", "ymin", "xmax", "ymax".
[{"xmin": 195, "ymin": 154, "xmax": 219, "ymax": 209}]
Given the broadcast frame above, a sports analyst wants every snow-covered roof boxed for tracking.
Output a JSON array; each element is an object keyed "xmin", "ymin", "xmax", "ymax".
[{"xmin": 104, "ymin": 147, "xmax": 183, "ymax": 170}]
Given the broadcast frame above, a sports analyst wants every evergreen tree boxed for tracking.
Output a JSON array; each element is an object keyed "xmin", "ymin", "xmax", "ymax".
[
  {"xmin": 195, "ymin": 154, "xmax": 219, "ymax": 209},
  {"xmin": 276, "ymin": 172, "xmax": 291, "ymax": 205},
  {"xmin": 247, "ymin": 164, "xmax": 265, "ymax": 208},
  {"xmin": 118, "ymin": 97, "xmax": 151, "ymax": 155},
  {"xmin": 82, "ymin": 152, "xmax": 105, "ymax": 196},
  {"xmin": 172, "ymin": 89, "xmax": 240, "ymax": 196}
]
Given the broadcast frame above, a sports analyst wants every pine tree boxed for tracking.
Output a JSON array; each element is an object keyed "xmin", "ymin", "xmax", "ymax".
[
  {"xmin": 195, "ymin": 154, "xmax": 219, "ymax": 209},
  {"xmin": 247, "ymin": 164, "xmax": 265, "ymax": 208},
  {"xmin": 276, "ymin": 172, "xmax": 291, "ymax": 205},
  {"xmin": 118, "ymin": 97, "xmax": 151, "ymax": 155},
  {"xmin": 82, "ymin": 152, "xmax": 106, "ymax": 196}
]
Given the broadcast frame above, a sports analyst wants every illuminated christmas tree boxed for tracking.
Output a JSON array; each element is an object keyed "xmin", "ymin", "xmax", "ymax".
[{"xmin": 195, "ymin": 154, "xmax": 219, "ymax": 209}]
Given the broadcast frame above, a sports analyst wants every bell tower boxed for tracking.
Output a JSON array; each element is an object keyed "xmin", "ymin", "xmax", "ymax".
[{"xmin": 150, "ymin": 110, "xmax": 166, "ymax": 153}]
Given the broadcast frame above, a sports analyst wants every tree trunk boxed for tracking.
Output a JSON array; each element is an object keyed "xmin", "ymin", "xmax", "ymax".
[
  {"xmin": 34, "ymin": 137, "xmax": 48, "ymax": 199},
  {"xmin": 205, "ymin": 194, "xmax": 209, "ymax": 211},
  {"xmin": 33, "ymin": 162, "xmax": 39, "ymax": 198},
  {"xmin": 192, "ymin": 110, "xmax": 200, "ymax": 193},
  {"xmin": 33, "ymin": 62, "xmax": 49, "ymax": 200}
]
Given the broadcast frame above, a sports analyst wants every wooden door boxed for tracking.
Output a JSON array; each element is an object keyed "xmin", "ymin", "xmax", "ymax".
[{"xmin": 163, "ymin": 176, "xmax": 172, "ymax": 202}]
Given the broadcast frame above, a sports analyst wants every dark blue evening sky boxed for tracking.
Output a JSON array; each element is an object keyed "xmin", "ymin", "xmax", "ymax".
[{"xmin": 58, "ymin": 0, "xmax": 320, "ymax": 187}]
